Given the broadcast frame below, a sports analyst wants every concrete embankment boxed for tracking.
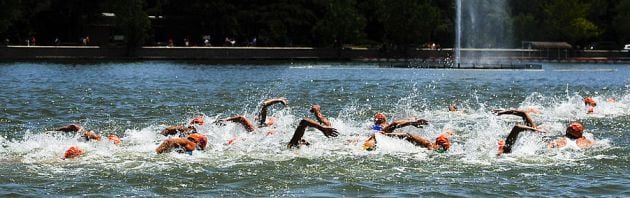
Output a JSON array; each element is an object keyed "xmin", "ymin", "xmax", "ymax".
[{"xmin": 1, "ymin": 46, "xmax": 628, "ymax": 64}]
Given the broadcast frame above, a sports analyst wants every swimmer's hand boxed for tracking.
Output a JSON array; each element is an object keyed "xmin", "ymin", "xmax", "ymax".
[
  {"xmin": 160, "ymin": 125, "xmax": 186, "ymax": 136},
  {"xmin": 411, "ymin": 119, "xmax": 429, "ymax": 128},
  {"xmin": 310, "ymin": 104, "xmax": 321, "ymax": 113},
  {"xmin": 320, "ymin": 126, "xmax": 339, "ymax": 138},
  {"xmin": 492, "ymin": 109, "xmax": 505, "ymax": 114},
  {"xmin": 213, "ymin": 119, "xmax": 227, "ymax": 126}
]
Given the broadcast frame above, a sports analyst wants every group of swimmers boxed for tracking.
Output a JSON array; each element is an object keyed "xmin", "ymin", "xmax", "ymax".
[{"xmin": 57, "ymin": 96, "xmax": 603, "ymax": 159}]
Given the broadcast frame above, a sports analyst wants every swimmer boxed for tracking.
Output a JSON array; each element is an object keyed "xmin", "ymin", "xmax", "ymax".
[
  {"xmin": 495, "ymin": 109, "xmax": 542, "ymax": 155},
  {"xmin": 216, "ymin": 97, "xmax": 288, "ymax": 133},
  {"xmin": 160, "ymin": 116, "xmax": 205, "ymax": 137},
  {"xmin": 57, "ymin": 124, "xmax": 121, "ymax": 159},
  {"xmin": 449, "ymin": 103, "xmax": 458, "ymax": 112},
  {"xmin": 256, "ymin": 97, "xmax": 288, "ymax": 127},
  {"xmin": 56, "ymin": 124, "xmax": 121, "ymax": 144},
  {"xmin": 370, "ymin": 112, "xmax": 389, "ymax": 131},
  {"xmin": 378, "ymin": 129, "xmax": 454, "ymax": 152},
  {"xmin": 362, "ymin": 112, "xmax": 431, "ymax": 151},
  {"xmin": 547, "ymin": 122, "xmax": 594, "ymax": 149},
  {"xmin": 287, "ymin": 104, "xmax": 338, "ymax": 148},
  {"xmin": 495, "ymin": 111, "xmax": 594, "ymax": 155},
  {"xmin": 63, "ymin": 146, "xmax": 85, "ymax": 159},
  {"xmin": 496, "ymin": 125, "xmax": 544, "ymax": 155},
  {"xmin": 584, "ymin": 96, "xmax": 596, "ymax": 114},
  {"xmin": 155, "ymin": 133, "xmax": 208, "ymax": 154}
]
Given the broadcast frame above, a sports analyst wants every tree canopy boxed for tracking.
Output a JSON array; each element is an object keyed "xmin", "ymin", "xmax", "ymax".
[{"xmin": 0, "ymin": 0, "xmax": 627, "ymax": 49}]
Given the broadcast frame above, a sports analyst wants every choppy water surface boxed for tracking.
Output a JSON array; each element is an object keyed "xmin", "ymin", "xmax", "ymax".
[{"xmin": 0, "ymin": 62, "xmax": 628, "ymax": 196}]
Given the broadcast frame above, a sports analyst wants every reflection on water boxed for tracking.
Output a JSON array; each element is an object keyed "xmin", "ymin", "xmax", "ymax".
[{"xmin": 0, "ymin": 62, "xmax": 628, "ymax": 196}]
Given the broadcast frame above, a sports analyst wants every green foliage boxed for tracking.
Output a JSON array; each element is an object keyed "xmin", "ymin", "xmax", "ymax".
[
  {"xmin": 379, "ymin": 0, "xmax": 440, "ymax": 47},
  {"xmin": 0, "ymin": 0, "xmax": 22, "ymax": 37},
  {"xmin": 613, "ymin": 0, "xmax": 630, "ymax": 44},
  {"xmin": 542, "ymin": 0, "xmax": 600, "ymax": 44},
  {"xmin": 0, "ymin": 0, "xmax": 627, "ymax": 48},
  {"xmin": 110, "ymin": 0, "xmax": 151, "ymax": 48},
  {"xmin": 312, "ymin": 0, "xmax": 366, "ymax": 47}
]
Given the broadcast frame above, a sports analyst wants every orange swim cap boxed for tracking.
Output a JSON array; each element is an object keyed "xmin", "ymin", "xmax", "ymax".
[
  {"xmin": 375, "ymin": 112, "xmax": 386, "ymax": 120},
  {"xmin": 190, "ymin": 117, "xmax": 205, "ymax": 125},
  {"xmin": 265, "ymin": 117, "xmax": 276, "ymax": 126},
  {"xmin": 63, "ymin": 146, "xmax": 85, "ymax": 159},
  {"xmin": 566, "ymin": 122, "xmax": 584, "ymax": 139},
  {"xmin": 584, "ymin": 97, "xmax": 596, "ymax": 106},
  {"xmin": 188, "ymin": 133, "xmax": 208, "ymax": 150},
  {"xmin": 108, "ymin": 134, "xmax": 121, "ymax": 145},
  {"xmin": 435, "ymin": 135, "xmax": 450, "ymax": 150}
]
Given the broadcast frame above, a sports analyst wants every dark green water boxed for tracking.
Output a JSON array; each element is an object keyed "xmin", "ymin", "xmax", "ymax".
[{"xmin": 0, "ymin": 62, "xmax": 628, "ymax": 196}]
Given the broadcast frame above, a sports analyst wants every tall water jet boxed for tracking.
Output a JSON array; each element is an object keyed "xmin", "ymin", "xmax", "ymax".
[
  {"xmin": 456, "ymin": 0, "xmax": 513, "ymax": 65},
  {"xmin": 455, "ymin": 0, "xmax": 461, "ymax": 66}
]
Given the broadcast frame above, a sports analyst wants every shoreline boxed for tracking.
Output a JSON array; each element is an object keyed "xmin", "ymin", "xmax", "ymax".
[{"xmin": 1, "ymin": 45, "xmax": 628, "ymax": 65}]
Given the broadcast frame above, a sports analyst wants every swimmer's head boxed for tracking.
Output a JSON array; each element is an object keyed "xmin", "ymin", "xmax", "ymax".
[
  {"xmin": 63, "ymin": 146, "xmax": 85, "ymax": 159},
  {"xmin": 374, "ymin": 112, "xmax": 387, "ymax": 124},
  {"xmin": 108, "ymin": 134, "xmax": 121, "ymax": 145},
  {"xmin": 584, "ymin": 97, "xmax": 596, "ymax": 106},
  {"xmin": 190, "ymin": 117, "xmax": 205, "ymax": 125},
  {"xmin": 188, "ymin": 133, "xmax": 208, "ymax": 150},
  {"xmin": 435, "ymin": 134, "xmax": 450, "ymax": 151},
  {"xmin": 566, "ymin": 122, "xmax": 584, "ymax": 139},
  {"xmin": 448, "ymin": 104, "xmax": 458, "ymax": 112}
]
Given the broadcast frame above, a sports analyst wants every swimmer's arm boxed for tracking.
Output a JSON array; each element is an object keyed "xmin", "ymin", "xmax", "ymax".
[
  {"xmin": 156, "ymin": 138, "xmax": 196, "ymax": 154},
  {"xmin": 547, "ymin": 138, "xmax": 566, "ymax": 149},
  {"xmin": 82, "ymin": 131, "xmax": 102, "ymax": 141},
  {"xmin": 384, "ymin": 133, "xmax": 434, "ymax": 149},
  {"xmin": 160, "ymin": 125, "xmax": 187, "ymax": 136},
  {"xmin": 502, "ymin": 125, "xmax": 542, "ymax": 154},
  {"xmin": 362, "ymin": 134, "xmax": 377, "ymax": 150},
  {"xmin": 382, "ymin": 119, "xmax": 429, "ymax": 133},
  {"xmin": 310, "ymin": 104, "xmax": 331, "ymax": 127},
  {"xmin": 256, "ymin": 97, "xmax": 288, "ymax": 127},
  {"xmin": 287, "ymin": 118, "xmax": 338, "ymax": 148},
  {"xmin": 578, "ymin": 138, "xmax": 595, "ymax": 148},
  {"xmin": 57, "ymin": 124, "xmax": 85, "ymax": 132},
  {"xmin": 496, "ymin": 110, "xmax": 536, "ymax": 128},
  {"xmin": 222, "ymin": 116, "xmax": 256, "ymax": 132}
]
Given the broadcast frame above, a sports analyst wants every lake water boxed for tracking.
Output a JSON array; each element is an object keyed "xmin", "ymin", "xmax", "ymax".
[{"xmin": 0, "ymin": 61, "xmax": 628, "ymax": 196}]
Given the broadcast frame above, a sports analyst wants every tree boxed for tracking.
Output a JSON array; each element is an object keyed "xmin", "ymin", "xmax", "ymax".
[
  {"xmin": 312, "ymin": 0, "xmax": 366, "ymax": 47},
  {"xmin": 613, "ymin": 0, "xmax": 630, "ymax": 44},
  {"xmin": 109, "ymin": 0, "xmax": 151, "ymax": 48},
  {"xmin": 0, "ymin": 0, "xmax": 22, "ymax": 38},
  {"xmin": 542, "ymin": 0, "xmax": 600, "ymax": 45},
  {"xmin": 378, "ymin": 0, "xmax": 440, "ymax": 49},
  {"xmin": 255, "ymin": 0, "xmax": 321, "ymax": 46}
]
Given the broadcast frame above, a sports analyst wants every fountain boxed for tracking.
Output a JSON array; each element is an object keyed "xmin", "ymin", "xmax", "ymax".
[{"xmin": 453, "ymin": 0, "xmax": 540, "ymax": 69}]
